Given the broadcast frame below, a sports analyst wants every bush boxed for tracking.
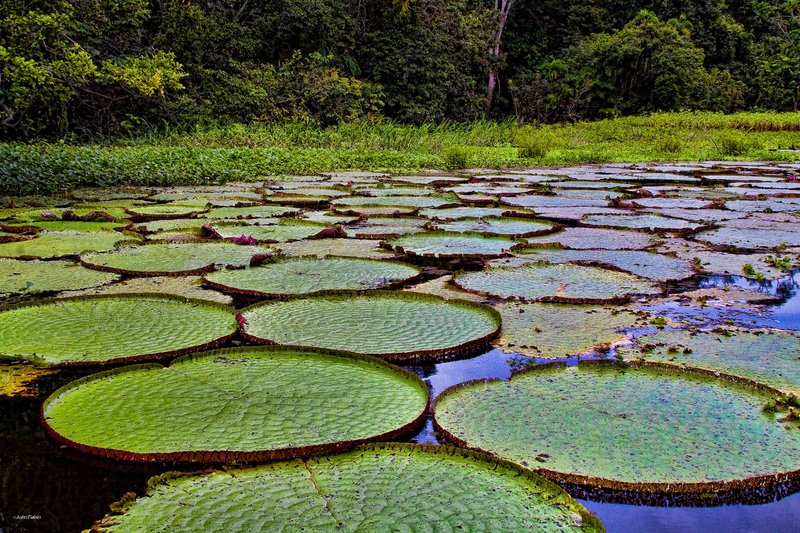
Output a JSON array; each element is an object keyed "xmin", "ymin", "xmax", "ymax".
[{"xmin": 442, "ymin": 147, "xmax": 470, "ymax": 169}]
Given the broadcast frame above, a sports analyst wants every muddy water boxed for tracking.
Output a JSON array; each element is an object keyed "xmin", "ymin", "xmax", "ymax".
[{"xmin": 1, "ymin": 273, "xmax": 799, "ymax": 532}]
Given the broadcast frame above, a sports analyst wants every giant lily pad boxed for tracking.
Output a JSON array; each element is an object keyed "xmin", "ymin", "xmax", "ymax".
[
  {"xmin": 431, "ymin": 217, "xmax": 559, "ymax": 238},
  {"xmin": 495, "ymin": 250, "xmax": 695, "ymax": 281},
  {"xmin": 126, "ymin": 205, "xmax": 208, "ymax": 220},
  {"xmin": 204, "ymin": 257, "xmax": 421, "ymax": 297},
  {"xmin": 60, "ymin": 276, "xmax": 233, "ymax": 305},
  {"xmin": 0, "ymin": 231, "xmax": 137, "ymax": 259},
  {"xmin": 453, "ymin": 263, "xmax": 659, "ymax": 303},
  {"xmin": 502, "ymin": 195, "xmax": 609, "ymax": 208},
  {"xmin": 0, "ymin": 259, "xmax": 119, "ymax": 295},
  {"xmin": 580, "ymin": 214, "xmax": 708, "ymax": 233},
  {"xmin": 496, "ymin": 303, "xmax": 645, "ymax": 358},
  {"xmin": 433, "ymin": 362, "xmax": 800, "ymax": 492},
  {"xmin": 91, "ymin": 443, "xmax": 601, "ymax": 532},
  {"xmin": 206, "ymin": 219, "xmax": 334, "ymax": 243},
  {"xmin": 619, "ymin": 328, "xmax": 800, "ymax": 394},
  {"xmin": 420, "ymin": 206, "xmax": 536, "ymax": 220},
  {"xmin": 0, "ymin": 295, "xmax": 237, "ymax": 366},
  {"xmin": 42, "ymin": 347, "xmax": 428, "ymax": 461},
  {"xmin": 385, "ymin": 232, "xmax": 522, "ymax": 259},
  {"xmin": 524, "ymin": 228, "xmax": 656, "ymax": 250},
  {"xmin": 240, "ymin": 291, "xmax": 500, "ymax": 361},
  {"xmin": 694, "ymin": 227, "xmax": 800, "ymax": 251},
  {"xmin": 275, "ymin": 238, "xmax": 395, "ymax": 259},
  {"xmin": 333, "ymin": 195, "xmax": 459, "ymax": 209},
  {"xmin": 80, "ymin": 242, "xmax": 274, "ymax": 276}
]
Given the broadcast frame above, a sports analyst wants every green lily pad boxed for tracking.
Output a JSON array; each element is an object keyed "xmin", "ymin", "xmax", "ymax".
[
  {"xmin": 0, "ymin": 231, "xmax": 138, "ymax": 259},
  {"xmin": 91, "ymin": 443, "xmax": 601, "ymax": 532},
  {"xmin": 496, "ymin": 302, "xmax": 645, "ymax": 358},
  {"xmin": 128, "ymin": 218, "xmax": 209, "ymax": 234},
  {"xmin": 433, "ymin": 362, "xmax": 800, "ymax": 492},
  {"xmin": 60, "ymin": 276, "xmax": 233, "ymax": 305},
  {"xmin": 333, "ymin": 195, "xmax": 459, "ymax": 209},
  {"xmin": 355, "ymin": 186, "xmax": 436, "ymax": 196},
  {"xmin": 0, "ymin": 259, "xmax": 119, "ymax": 295},
  {"xmin": 387, "ymin": 175, "xmax": 468, "ymax": 185},
  {"xmin": 619, "ymin": 328, "xmax": 800, "ymax": 394},
  {"xmin": 80, "ymin": 242, "xmax": 274, "ymax": 276},
  {"xmin": 580, "ymin": 214, "xmax": 707, "ymax": 233},
  {"xmin": 454, "ymin": 263, "xmax": 660, "ymax": 303},
  {"xmin": 502, "ymin": 195, "xmax": 608, "ymax": 208},
  {"xmin": 204, "ymin": 257, "xmax": 421, "ymax": 297},
  {"xmin": 694, "ymin": 227, "xmax": 800, "ymax": 251},
  {"xmin": 431, "ymin": 217, "xmax": 559, "ymax": 238},
  {"xmin": 0, "ymin": 295, "xmax": 237, "ymax": 366},
  {"xmin": 343, "ymin": 217, "xmax": 428, "ymax": 239},
  {"xmin": 629, "ymin": 198, "xmax": 715, "ymax": 209},
  {"xmin": 420, "ymin": 206, "xmax": 535, "ymax": 220},
  {"xmin": 206, "ymin": 219, "xmax": 333, "ymax": 243},
  {"xmin": 240, "ymin": 291, "xmax": 500, "ymax": 361},
  {"xmin": 205, "ymin": 205, "xmax": 298, "ymax": 219},
  {"xmin": 275, "ymin": 238, "xmax": 396, "ymax": 259},
  {"xmin": 5, "ymin": 220, "xmax": 126, "ymax": 232},
  {"xmin": 385, "ymin": 232, "xmax": 522, "ymax": 259},
  {"xmin": 43, "ymin": 347, "xmax": 428, "ymax": 461},
  {"xmin": 333, "ymin": 206, "xmax": 418, "ymax": 217},
  {"xmin": 126, "ymin": 205, "xmax": 208, "ymax": 220},
  {"xmin": 524, "ymin": 228, "xmax": 657, "ymax": 250},
  {"xmin": 495, "ymin": 249, "xmax": 696, "ymax": 281}
]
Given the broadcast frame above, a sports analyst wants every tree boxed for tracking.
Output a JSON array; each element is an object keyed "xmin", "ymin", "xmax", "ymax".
[{"xmin": 486, "ymin": 0, "xmax": 515, "ymax": 114}]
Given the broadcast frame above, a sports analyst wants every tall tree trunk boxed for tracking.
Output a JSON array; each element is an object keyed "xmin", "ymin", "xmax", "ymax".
[{"xmin": 485, "ymin": 0, "xmax": 515, "ymax": 115}]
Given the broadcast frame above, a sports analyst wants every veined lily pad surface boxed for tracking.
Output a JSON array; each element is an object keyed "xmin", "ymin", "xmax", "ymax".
[
  {"xmin": 434, "ymin": 362, "xmax": 800, "ymax": 492},
  {"xmin": 496, "ymin": 302, "xmax": 645, "ymax": 358},
  {"xmin": 80, "ymin": 242, "xmax": 274, "ymax": 276},
  {"xmin": 454, "ymin": 263, "xmax": 660, "ymax": 303},
  {"xmin": 206, "ymin": 219, "xmax": 332, "ymax": 243},
  {"xmin": 0, "ymin": 259, "xmax": 119, "ymax": 295},
  {"xmin": 619, "ymin": 328, "xmax": 800, "ymax": 394},
  {"xmin": 385, "ymin": 231, "xmax": 521, "ymax": 259},
  {"xmin": 524, "ymin": 227, "xmax": 656, "ymax": 250},
  {"xmin": 240, "ymin": 291, "xmax": 500, "ymax": 361},
  {"xmin": 0, "ymin": 295, "xmax": 237, "ymax": 366},
  {"xmin": 0, "ymin": 231, "xmax": 136, "ymax": 258},
  {"xmin": 204, "ymin": 257, "xmax": 421, "ymax": 297},
  {"xmin": 494, "ymin": 249, "xmax": 696, "ymax": 281},
  {"xmin": 92, "ymin": 443, "xmax": 601, "ymax": 532},
  {"xmin": 42, "ymin": 347, "xmax": 428, "ymax": 461},
  {"xmin": 332, "ymin": 195, "xmax": 458, "ymax": 208},
  {"xmin": 431, "ymin": 217, "xmax": 558, "ymax": 238},
  {"xmin": 580, "ymin": 214, "xmax": 707, "ymax": 233}
]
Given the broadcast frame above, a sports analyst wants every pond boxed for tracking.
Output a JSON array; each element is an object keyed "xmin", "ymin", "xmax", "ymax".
[{"xmin": 1, "ymin": 161, "xmax": 799, "ymax": 532}]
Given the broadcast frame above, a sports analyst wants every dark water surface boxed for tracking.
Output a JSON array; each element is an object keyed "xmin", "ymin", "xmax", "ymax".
[{"xmin": 2, "ymin": 273, "xmax": 799, "ymax": 532}]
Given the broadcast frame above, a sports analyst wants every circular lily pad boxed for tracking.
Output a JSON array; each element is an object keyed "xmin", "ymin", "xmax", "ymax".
[
  {"xmin": 204, "ymin": 257, "xmax": 421, "ymax": 297},
  {"xmin": 240, "ymin": 291, "xmax": 500, "ymax": 361},
  {"xmin": 42, "ymin": 347, "xmax": 428, "ymax": 461},
  {"xmin": 694, "ymin": 227, "xmax": 800, "ymax": 251},
  {"xmin": 524, "ymin": 228, "xmax": 656, "ymax": 250},
  {"xmin": 126, "ymin": 205, "xmax": 208, "ymax": 220},
  {"xmin": 90, "ymin": 443, "xmax": 601, "ymax": 532},
  {"xmin": 80, "ymin": 242, "xmax": 274, "ymax": 276},
  {"xmin": 385, "ymin": 232, "xmax": 522, "ymax": 259},
  {"xmin": 434, "ymin": 362, "xmax": 800, "ymax": 492},
  {"xmin": 419, "ymin": 206, "xmax": 535, "ymax": 220},
  {"xmin": 580, "ymin": 214, "xmax": 707, "ymax": 233},
  {"xmin": 0, "ymin": 295, "xmax": 237, "ymax": 366},
  {"xmin": 496, "ymin": 302, "xmax": 645, "ymax": 358},
  {"xmin": 333, "ymin": 205, "xmax": 418, "ymax": 217},
  {"xmin": 454, "ymin": 263, "xmax": 660, "ymax": 303},
  {"xmin": 0, "ymin": 231, "xmax": 137, "ymax": 259},
  {"xmin": 333, "ymin": 195, "xmax": 458, "ymax": 209},
  {"xmin": 619, "ymin": 328, "xmax": 800, "ymax": 394},
  {"xmin": 206, "ymin": 219, "xmax": 334, "ymax": 243},
  {"xmin": 0, "ymin": 259, "xmax": 119, "ymax": 295},
  {"xmin": 431, "ymin": 217, "xmax": 559, "ymax": 238}
]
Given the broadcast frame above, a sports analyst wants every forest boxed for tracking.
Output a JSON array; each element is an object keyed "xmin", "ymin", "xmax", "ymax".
[{"xmin": 1, "ymin": 0, "xmax": 798, "ymax": 139}]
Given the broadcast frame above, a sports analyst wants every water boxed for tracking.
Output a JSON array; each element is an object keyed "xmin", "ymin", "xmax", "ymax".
[{"xmin": 2, "ymin": 273, "xmax": 799, "ymax": 532}]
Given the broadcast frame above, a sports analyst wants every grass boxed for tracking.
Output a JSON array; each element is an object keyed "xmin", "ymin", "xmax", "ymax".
[{"xmin": 2, "ymin": 112, "xmax": 799, "ymax": 196}]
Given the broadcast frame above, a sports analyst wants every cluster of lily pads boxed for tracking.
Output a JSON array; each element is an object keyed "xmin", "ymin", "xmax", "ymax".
[{"xmin": 1, "ymin": 160, "xmax": 800, "ymax": 530}]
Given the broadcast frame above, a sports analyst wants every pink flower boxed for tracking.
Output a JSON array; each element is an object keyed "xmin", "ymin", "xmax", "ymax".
[{"xmin": 788, "ymin": 174, "xmax": 798, "ymax": 182}]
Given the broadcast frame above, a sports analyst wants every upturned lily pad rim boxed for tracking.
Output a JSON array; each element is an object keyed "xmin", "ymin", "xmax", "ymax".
[
  {"xmin": 0, "ymin": 293, "xmax": 238, "ymax": 367},
  {"xmin": 41, "ymin": 346, "xmax": 430, "ymax": 463},
  {"xmin": 238, "ymin": 290, "xmax": 502, "ymax": 362},
  {"xmin": 91, "ymin": 442, "xmax": 604, "ymax": 533},
  {"xmin": 382, "ymin": 231, "xmax": 526, "ymax": 259},
  {"xmin": 433, "ymin": 359, "xmax": 800, "ymax": 494},
  {"xmin": 202, "ymin": 255, "xmax": 422, "ymax": 298},
  {"xmin": 78, "ymin": 242, "xmax": 267, "ymax": 277},
  {"xmin": 451, "ymin": 262, "xmax": 662, "ymax": 305}
]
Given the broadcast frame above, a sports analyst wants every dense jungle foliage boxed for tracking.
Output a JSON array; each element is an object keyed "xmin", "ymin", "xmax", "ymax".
[{"xmin": 1, "ymin": 0, "xmax": 798, "ymax": 138}]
